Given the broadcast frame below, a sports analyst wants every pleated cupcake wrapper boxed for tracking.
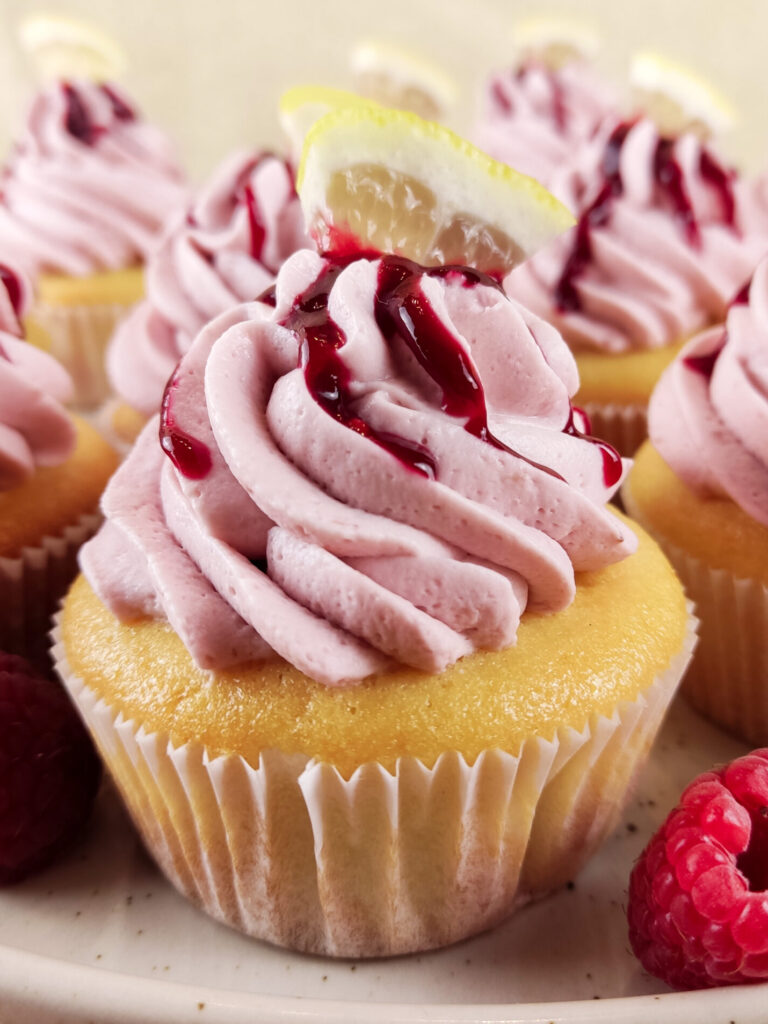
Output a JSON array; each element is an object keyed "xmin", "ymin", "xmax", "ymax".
[
  {"xmin": 29, "ymin": 301, "xmax": 135, "ymax": 410},
  {"xmin": 583, "ymin": 402, "xmax": 648, "ymax": 459},
  {"xmin": 52, "ymin": 608, "xmax": 696, "ymax": 958},
  {"xmin": 0, "ymin": 512, "xmax": 101, "ymax": 667},
  {"xmin": 631, "ymin": 529, "xmax": 768, "ymax": 746}
]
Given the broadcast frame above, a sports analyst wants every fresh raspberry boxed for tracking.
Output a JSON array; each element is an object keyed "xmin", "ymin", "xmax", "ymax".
[
  {"xmin": 0, "ymin": 652, "xmax": 101, "ymax": 884},
  {"xmin": 628, "ymin": 749, "xmax": 768, "ymax": 989}
]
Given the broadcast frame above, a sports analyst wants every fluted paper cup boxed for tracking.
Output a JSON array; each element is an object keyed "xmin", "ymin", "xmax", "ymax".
[
  {"xmin": 52, "ymin": 609, "xmax": 696, "ymax": 958},
  {"xmin": 0, "ymin": 512, "xmax": 101, "ymax": 666},
  {"xmin": 583, "ymin": 402, "xmax": 648, "ymax": 459}
]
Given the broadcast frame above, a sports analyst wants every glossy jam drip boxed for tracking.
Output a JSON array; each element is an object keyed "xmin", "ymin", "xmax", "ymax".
[
  {"xmin": 159, "ymin": 372, "xmax": 213, "ymax": 479},
  {"xmin": 257, "ymin": 283, "xmax": 277, "ymax": 307},
  {"xmin": 241, "ymin": 184, "xmax": 266, "ymax": 263},
  {"xmin": 732, "ymin": 278, "xmax": 752, "ymax": 306},
  {"xmin": 375, "ymin": 255, "xmax": 566, "ymax": 480},
  {"xmin": 62, "ymin": 83, "xmax": 101, "ymax": 146},
  {"xmin": 284, "ymin": 255, "xmax": 436, "ymax": 479},
  {"xmin": 699, "ymin": 149, "xmax": 736, "ymax": 230},
  {"xmin": 653, "ymin": 138, "xmax": 699, "ymax": 246},
  {"xmin": 0, "ymin": 264, "xmax": 23, "ymax": 318},
  {"xmin": 683, "ymin": 341, "xmax": 724, "ymax": 381},
  {"xmin": 491, "ymin": 79, "xmax": 513, "ymax": 114},
  {"xmin": 100, "ymin": 84, "xmax": 136, "ymax": 122},
  {"xmin": 563, "ymin": 406, "xmax": 623, "ymax": 487},
  {"xmin": 555, "ymin": 121, "xmax": 633, "ymax": 311}
]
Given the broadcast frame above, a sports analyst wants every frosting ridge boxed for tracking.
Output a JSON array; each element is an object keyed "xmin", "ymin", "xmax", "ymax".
[{"xmin": 83, "ymin": 250, "xmax": 636, "ymax": 685}]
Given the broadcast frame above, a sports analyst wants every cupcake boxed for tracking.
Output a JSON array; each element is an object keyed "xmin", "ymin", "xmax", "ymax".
[
  {"xmin": 104, "ymin": 149, "xmax": 308, "ymax": 445},
  {"xmin": 0, "ymin": 77, "xmax": 188, "ymax": 407},
  {"xmin": 55, "ymin": 243, "xmax": 694, "ymax": 957},
  {"xmin": 506, "ymin": 115, "xmax": 768, "ymax": 455},
  {"xmin": 623, "ymin": 255, "xmax": 768, "ymax": 746},
  {"xmin": 0, "ymin": 260, "xmax": 118, "ymax": 665}
]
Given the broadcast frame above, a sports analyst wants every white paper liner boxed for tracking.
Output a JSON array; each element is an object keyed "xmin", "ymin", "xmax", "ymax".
[
  {"xmin": 52, "ymin": 609, "xmax": 696, "ymax": 958},
  {"xmin": 623, "ymin": 501, "xmax": 768, "ymax": 746},
  {"xmin": 29, "ymin": 301, "xmax": 136, "ymax": 410},
  {"xmin": 583, "ymin": 402, "xmax": 648, "ymax": 459},
  {"xmin": 0, "ymin": 512, "xmax": 101, "ymax": 666}
]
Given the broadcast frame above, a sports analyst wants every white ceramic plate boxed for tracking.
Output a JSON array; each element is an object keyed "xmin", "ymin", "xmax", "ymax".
[{"xmin": 0, "ymin": 695, "xmax": 765, "ymax": 1024}]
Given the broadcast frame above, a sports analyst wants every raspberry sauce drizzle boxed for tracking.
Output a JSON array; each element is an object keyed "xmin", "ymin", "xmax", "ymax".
[
  {"xmin": 556, "ymin": 124, "xmax": 738, "ymax": 312},
  {"xmin": 159, "ymin": 372, "xmax": 212, "ymax": 479},
  {"xmin": 555, "ymin": 120, "xmax": 632, "ymax": 311},
  {"xmin": 283, "ymin": 255, "xmax": 437, "ymax": 479},
  {"xmin": 242, "ymin": 184, "xmax": 266, "ymax": 263},
  {"xmin": 683, "ymin": 341, "xmax": 724, "ymax": 381},
  {"xmin": 100, "ymin": 84, "xmax": 136, "ymax": 122},
  {"xmin": 62, "ymin": 84, "xmax": 101, "ymax": 146},
  {"xmin": 0, "ymin": 264, "xmax": 23, "ymax": 318},
  {"xmin": 563, "ymin": 407, "xmax": 623, "ymax": 488}
]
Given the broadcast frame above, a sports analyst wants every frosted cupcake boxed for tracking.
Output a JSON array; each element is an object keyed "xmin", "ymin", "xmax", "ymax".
[
  {"xmin": 105, "ymin": 149, "xmax": 308, "ymax": 444},
  {"xmin": 0, "ymin": 260, "xmax": 118, "ymax": 665},
  {"xmin": 0, "ymin": 78, "xmax": 188, "ymax": 406},
  {"xmin": 56, "ymin": 244, "xmax": 694, "ymax": 956},
  {"xmin": 506, "ymin": 115, "xmax": 768, "ymax": 455},
  {"xmin": 624, "ymin": 256, "xmax": 768, "ymax": 745}
]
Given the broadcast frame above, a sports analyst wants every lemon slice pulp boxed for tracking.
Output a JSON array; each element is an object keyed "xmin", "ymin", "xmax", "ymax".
[
  {"xmin": 297, "ymin": 106, "xmax": 574, "ymax": 276},
  {"xmin": 513, "ymin": 15, "xmax": 600, "ymax": 68},
  {"xmin": 630, "ymin": 52, "xmax": 735, "ymax": 137},
  {"xmin": 19, "ymin": 12, "xmax": 126, "ymax": 82},
  {"xmin": 350, "ymin": 40, "xmax": 456, "ymax": 120}
]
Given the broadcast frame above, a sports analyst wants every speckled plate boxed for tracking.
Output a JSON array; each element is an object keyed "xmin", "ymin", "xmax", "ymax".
[{"xmin": 0, "ymin": 696, "xmax": 765, "ymax": 1024}]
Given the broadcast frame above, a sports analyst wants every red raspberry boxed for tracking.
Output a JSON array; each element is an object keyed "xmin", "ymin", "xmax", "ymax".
[
  {"xmin": 628, "ymin": 749, "xmax": 768, "ymax": 989},
  {"xmin": 0, "ymin": 652, "xmax": 101, "ymax": 884}
]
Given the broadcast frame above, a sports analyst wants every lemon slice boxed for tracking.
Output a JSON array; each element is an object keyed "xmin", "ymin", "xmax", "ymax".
[
  {"xmin": 630, "ymin": 52, "xmax": 735, "ymax": 137},
  {"xmin": 513, "ymin": 16, "xmax": 600, "ymax": 68},
  {"xmin": 297, "ymin": 106, "xmax": 574, "ymax": 275},
  {"xmin": 350, "ymin": 40, "xmax": 456, "ymax": 120},
  {"xmin": 19, "ymin": 12, "xmax": 126, "ymax": 82},
  {"xmin": 279, "ymin": 85, "xmax": 378, "ymax": 163}
]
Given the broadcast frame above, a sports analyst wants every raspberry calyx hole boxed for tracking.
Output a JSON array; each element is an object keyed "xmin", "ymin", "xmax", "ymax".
[{"xmin": 737, "ymin": 805, "xmax": 768, "ymax": 892}]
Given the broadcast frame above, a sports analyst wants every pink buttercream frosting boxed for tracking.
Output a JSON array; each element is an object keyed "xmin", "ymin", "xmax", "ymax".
[
  {"xmin": 474, "ymin": 60, "xmax": 618, "ymax": 190},
  {"xmin": 0, "ymin": 79, "xmax": 187, "ymax": 278},
  {"xmin": 107, "ymin": 149, "xmax": 309, "ymax": 415},
  {"xmin": 0, "ymin": 262, "xmax": 75, "ymax": 489},
  {"xmin": 649, "ymin": 255, "xmax": 768, "ymax": 526},
  {"xmin": 506, "ymin": 117, "xmax": 768, "ymax": 354},
  {"xmin": 81, "ymin": 250, "xmax": 636, "ymax": 686}
]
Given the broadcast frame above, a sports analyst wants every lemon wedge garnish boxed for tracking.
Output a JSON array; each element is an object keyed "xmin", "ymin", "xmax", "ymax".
[
  {"xmin": 630, "ymin": 52, "xmax": 736, "ymax": 137},
  {"xmin": 297, "ymin": 105, "xmax": 574, "ymax": 276},
  {"xmin": 279, "ymin": 85, "xmax": 378, "ymax": 163},
  {"xmin": 350, "ymin": 40, "xmax": 456, "ymax": 120},
  {"xmin": 513, "ymin": 15, "xmax": 600, "ymax": 68},
  {"xmin": 19, "ymin": 12, "xmax": 126, "ymax": 82}
]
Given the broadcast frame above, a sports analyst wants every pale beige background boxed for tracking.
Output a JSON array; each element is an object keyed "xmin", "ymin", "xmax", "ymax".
[{"xmin": 1, "ymin": 0, "xmax": 767, "ymax": 182}]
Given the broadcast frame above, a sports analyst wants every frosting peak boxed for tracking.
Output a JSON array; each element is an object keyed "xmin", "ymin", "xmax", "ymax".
[
  {"xmin": 0, "ymin": 79, "xmax": 188, "ymax": 278},
  {"xmin": 649, "ymin": 255, "xmax": 768, "ymax": 525},
  {"xmin": 83, "ymin": 250, "xmax": 636, "ymax": 685},
  {"xmin": 107, "ymin": 149, "xmax": 310, "ymax": 415}
]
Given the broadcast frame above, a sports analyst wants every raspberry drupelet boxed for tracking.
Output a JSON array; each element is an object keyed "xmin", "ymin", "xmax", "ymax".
[{"xmin": 628, "ymin": 749, "xmax": 768, "ymax": 989}]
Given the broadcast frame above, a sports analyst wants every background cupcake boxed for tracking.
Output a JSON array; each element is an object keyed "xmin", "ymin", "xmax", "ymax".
[
  {"xmin": 0, "ymin": 19, "xmax": 188, "ymax": 407},
  {"xmin": 56, "ymin": 107, "xmax": 694, "ymax": 955},
  {"xmin": 506, "ymin": 114, "xmax": 768, "ymax": 455},
  {"xmin": 104, "ymin": 148, "xmax": 308, "ymax": 444},
  {"xmin": 624, "ymin": 255, "xmax": 768, "ymax": 746},
  {"xmin": 0, "ymin": 259, "xmax": 118, "ymax": 665}
]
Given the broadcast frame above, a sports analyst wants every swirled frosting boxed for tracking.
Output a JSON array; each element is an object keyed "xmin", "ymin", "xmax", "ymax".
[
  {"xmin": 107, "ymin": 149, "xmax": 309, "ymax": 415},
  {"xmin": 474, "ymin": 60, "xmax": 617, "ymax": 190},
  {"xmin": 0, "ymin": 262, "xmax": 75, "ymax": 489},
  {"xmin": 649, "ymin": 256, "xmax": 768, "ymax": 526},
  {"xmin": 506, "ymin": 117, "xmax": 768, "ymax": 354},
  {"xmin": 0, "ymin": 79, "xmax": 187, "ymax": 278},
  {"xmin": 81, "ymin": 249, "xmax": 636, "ymax": 686}
]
